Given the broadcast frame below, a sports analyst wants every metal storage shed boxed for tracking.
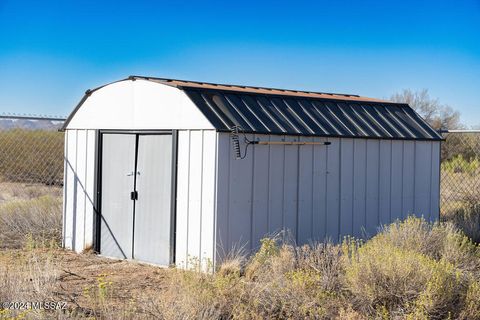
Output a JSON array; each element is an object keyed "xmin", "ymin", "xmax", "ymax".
[{"xmin": 62, "ymin": 76, "xmax": 442, "ymax": 268}]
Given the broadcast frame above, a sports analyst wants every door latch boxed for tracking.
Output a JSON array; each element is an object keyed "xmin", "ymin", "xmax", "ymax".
[{"xmin": 130, "ymin": 191, "xmax": 138, "ymax": 200}]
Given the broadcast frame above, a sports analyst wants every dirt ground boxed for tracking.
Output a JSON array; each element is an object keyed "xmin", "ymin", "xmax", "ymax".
[{"xmin": 0, "ymin": 248, "xmax": 170, "ymax": 318}]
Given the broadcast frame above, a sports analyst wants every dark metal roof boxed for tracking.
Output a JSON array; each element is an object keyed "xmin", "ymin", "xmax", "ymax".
[{"xmin": 181, "ymin": 87, "xmax": 442, "ymax": 141}]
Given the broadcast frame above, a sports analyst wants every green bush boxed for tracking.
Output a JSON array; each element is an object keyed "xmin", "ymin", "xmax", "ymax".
[{"xmin": 441, "ymin": 154, "xmax": 480, "ymax": 175}]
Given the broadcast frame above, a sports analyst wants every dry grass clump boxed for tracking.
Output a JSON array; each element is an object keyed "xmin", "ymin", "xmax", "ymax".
[
  {"xmin": 0, "ymin": 195, "xmax": 62, "ymax": 249},
  {"xmin": 149, "ymin": 217, "xmax": 480, "ymax": 320},
  {"xmin": 442, "ymin": 202, "xmax": 480, "ymax": 244},
  {"xmin": 1, "ymin": 215, "xmax": 479, "ymax": 319},
  {"xmin": 150, "ymin": 237, "xmax": 346, "ymax": 320}
]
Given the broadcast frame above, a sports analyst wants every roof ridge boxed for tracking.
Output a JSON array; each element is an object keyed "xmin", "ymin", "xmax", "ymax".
[{"xmin": 128, "ymin": 75, "xmax": 362, "ymax": 99}]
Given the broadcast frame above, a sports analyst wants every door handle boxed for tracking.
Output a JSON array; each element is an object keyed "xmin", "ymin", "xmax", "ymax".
[{"xmin": 126, "ymin": 171, "xmax": 141, "ymax": 176}]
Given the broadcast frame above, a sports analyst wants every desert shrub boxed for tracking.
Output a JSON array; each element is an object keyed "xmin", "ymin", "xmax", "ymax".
[
  {"xmin": 460, "ymin": 280, "xmax": 480, "ymax": 320},
  {"xmin": 344, "ymin": 216, "xmax": 480, "ymax": 319},
  {"xmin": 148, "ymin": 238, "xmax": 345, "ymax": 320},
  {"xmin": 0, "ymin": 195, "xmax": 62, "ymax": 248},
  {"xmin": 442, "ymin": 204, "xmax": 480, "ymax": 244},
  {"xmin": 442, "ymin": 154, "xmax": 480, "ymax": 175}
]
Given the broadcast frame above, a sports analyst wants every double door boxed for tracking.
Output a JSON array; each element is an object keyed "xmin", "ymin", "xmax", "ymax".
[{"xmin": 99, "ymin": 133, "xmax": 174, "ymax": 265}]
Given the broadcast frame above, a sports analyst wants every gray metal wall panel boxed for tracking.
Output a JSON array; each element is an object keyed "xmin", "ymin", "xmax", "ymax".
[
  {"xmin": 365, "ymin": 140, "xmax": 380, "ymax": 237},
  {"xmin": 216, "ymin": 133, "xmax": 441, "ymax": 262},
  {"xmin": 402, "ymin": 141, "xmax": 416, "ymax": 217},
  {"xmin": 228, "ymin": 133, "xmax": 254, "ymax": 251},
  {"xmin": 325, "ymin": 138, "xmax": 341, "ymax": 241},
  {"xmin": 298, "ymin": 136, "xmax": 314, "ymax": 244},
  {"xmin": 214, "ymin": 130, "xmax": 230, "ymax": 263},
  {"xmin": 414, "ymin": 141, "xmax": 433, "ymax": 220},
  {"xmin": 268, "ymin": 135, "xmax": 285, "ymax": 233},
  {"xmin": 312, "ymin": 137, "xmax": 328, "ymax": 241},
  {"xmin": 340, "ymin": 139, "xmax": 354, "ymax": 239},
  {"xmin": 379, "ymin": 140, "xmax": 392, "ymax": 225},
  {"xmin": 430, "ymin": 142, "xmax": 441, "ymax": 222},
  {"xmin": 252, "ymin": 134, "xmax": 270, "ymax": 249},
  {"xmin": 352, "ymin": 139, "xmax": 367, "ymax": 238},
  {"xmin": 283, "ymin": 136, "xmax": 299, "ymax": 240},
  {"xmin": 390, "ymin": 141, "xmax": 404, "ymax": 221}
]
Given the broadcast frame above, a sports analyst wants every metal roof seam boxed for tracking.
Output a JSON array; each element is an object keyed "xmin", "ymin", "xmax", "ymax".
[
  {"xmin": 358, "ymin": 104, "xmax": 393, "ymax": 138},
  {"xmin": 296, "ymin": 100, "xmax": 329, "ymax": 134}
]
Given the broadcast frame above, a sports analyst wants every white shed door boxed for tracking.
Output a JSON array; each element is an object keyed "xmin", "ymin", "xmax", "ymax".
[
  {"xmin": 134, "ymin": 134, "xmax": 173, "ymax": 265},
  {"xmin": 100, "ymin": 134, "xmax": 136, "ymax": 259},
  {"xmin": 100, "ymin": 133, "xmax": 174, "ymax": 265}
]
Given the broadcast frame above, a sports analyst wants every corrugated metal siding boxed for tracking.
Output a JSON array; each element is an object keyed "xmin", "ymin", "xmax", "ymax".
[
  {"xmin": 183, "ymin": 88, "xmax": 442, "ymax": 140},
  {"xmin": 175, "ymin": 130, "xmax": 217, "ymax": 269},
  {"xmin": 63, "ymin": 129, "xmax": 97, "ymax": 252},
  {"xmin": 214, "ymin": 133, "xmax": 441, "ymax": 257}
]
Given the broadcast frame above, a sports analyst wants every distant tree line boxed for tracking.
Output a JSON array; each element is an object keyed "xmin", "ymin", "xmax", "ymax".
[{"xmin": 390, "ymin": 89, "xmax": 478, "ymax": 162}]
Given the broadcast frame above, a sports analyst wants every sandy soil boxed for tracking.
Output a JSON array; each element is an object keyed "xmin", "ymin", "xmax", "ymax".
[{"xmin": 0, "ymin": 248, "xmax": 170, "ymax": 318}]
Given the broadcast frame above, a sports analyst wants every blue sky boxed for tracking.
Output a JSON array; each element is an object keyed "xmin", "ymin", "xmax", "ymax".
[{"xmin": 1, "ymin": 0, "xmax": 479, "ymax": 126}]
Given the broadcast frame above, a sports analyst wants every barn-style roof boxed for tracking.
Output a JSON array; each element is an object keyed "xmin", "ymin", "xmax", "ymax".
[
  {"xmin": 64, "ymin": 76, "xmax": 443, "ymax": 140},
  {"xmin": 137, "ymin": 76, "xmax": 442, "ymax": 141}
]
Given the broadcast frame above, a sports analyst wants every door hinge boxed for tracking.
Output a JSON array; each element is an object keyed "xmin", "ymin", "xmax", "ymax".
[{"xmin": 130, "ymin": 191, "xmax": 138, "ymax": 200}]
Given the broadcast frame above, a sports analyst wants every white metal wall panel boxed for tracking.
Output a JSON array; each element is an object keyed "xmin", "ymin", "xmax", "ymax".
[
  {"xmin": 174, "ymin": 130, "xmax": 190, "ymax": 267},
  {"xmin": 84, "ymin": 131, "xmax": 96, "ymax": 249},
  {"xmin": 74, "ymin": 130, "xmax": 87, "ymax": 251},
  {"xmin": 63, "ymin": 129, "xmax": 97, "ymax": 252},
  {"xmin": 200, "ymin": 130, "xmax": 217, "ymax": 266},
  {"xmin": 63, "ymin": 130, "xmax": 77, "ymax": 249},
  {"xmin": 174, "ymin": 130, "xmax": 217, "ymax": 269},
  {"xmin": 187, "ymin": 131, "xmax": 203, "ymax": 264},
  {"xmin": 214, "ymin": 133, "xmax": 441, "ymax": 259}
]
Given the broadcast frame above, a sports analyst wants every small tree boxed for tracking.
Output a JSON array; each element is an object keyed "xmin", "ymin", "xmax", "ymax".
[{"xmin": 390, "ymin": 89, "xmax": 463, "ymax": 130}]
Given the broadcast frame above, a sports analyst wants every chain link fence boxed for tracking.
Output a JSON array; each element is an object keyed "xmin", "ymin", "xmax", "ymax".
[
  {"xmin": 0, "ymin": 115, "xmax": 65, "ymax": 248},
  {"xmin": 0, "ymin": 115, "xmax": 479, "ymax": 245},
  {"xmin": 440, "ymin": 130, "xmax": 480, "ymax": 242}
]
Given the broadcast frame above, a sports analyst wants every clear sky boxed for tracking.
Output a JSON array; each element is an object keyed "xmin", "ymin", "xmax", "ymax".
[{"xmin": 1, "ymin": 0, "xmax": 479, "ymax": 126}]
